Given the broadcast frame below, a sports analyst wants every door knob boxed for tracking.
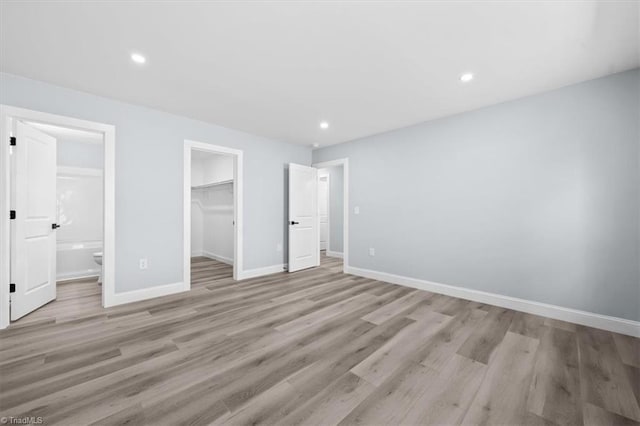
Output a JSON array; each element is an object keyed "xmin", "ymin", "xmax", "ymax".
[
  {"xmin": 52, "ymin": 223, "xmax": 61, "ymax": 229},
  {"xmin": 290, "ymin": 221, "xmax": 299, "ymax": 225}
]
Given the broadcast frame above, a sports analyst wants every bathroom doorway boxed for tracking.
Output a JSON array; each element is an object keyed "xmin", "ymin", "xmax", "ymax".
[
  {"xmin": 10, "ymin": 121, "xmax": 104, "ymax": 321},
  {"xmin": 0, "ymin": 106, "xmax": 115, "ymax": 328},
  {"xmin": 183, "ymin": 140, "xmax": 243, "ymax": 286},
  {"xmin": 28, "ymin": 122, "xmax": 105, "ymax": 285}
]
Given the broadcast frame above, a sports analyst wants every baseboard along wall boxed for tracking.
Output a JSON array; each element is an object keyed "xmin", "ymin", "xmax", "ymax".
[
  {"xmin": 108, "ymin": 281, "xmax": 188, "ymax": 307},
  {"xmin": 345, "ymin": 265, "xmax": 640, "ymax": 338}
]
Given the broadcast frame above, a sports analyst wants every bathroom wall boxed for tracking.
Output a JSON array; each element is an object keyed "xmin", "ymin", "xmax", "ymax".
[
  {"xmin": 57, "ymin": 139, "xmax": 103, "ymax": 169},
  {"xmin": 56, "ymin": 138, "xmax": 104, "ymax": 280}
]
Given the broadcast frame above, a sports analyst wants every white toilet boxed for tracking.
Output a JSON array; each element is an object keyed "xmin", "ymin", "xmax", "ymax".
[{"xmin": 92, "ymin": 252, "xmax": 103, "ymax": 284}]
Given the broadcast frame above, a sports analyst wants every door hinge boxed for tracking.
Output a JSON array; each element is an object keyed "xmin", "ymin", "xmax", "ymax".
[
  {"xmin": 9, "ymin": 284, "xmax": 15, "ymax": 293},
  {"xmin": 9, "ymin": 136, "xmax": 16, "ymax": 146},
  {"xmin": 10, "ymin": 210, "xmax": 16, "ymax": 220}
]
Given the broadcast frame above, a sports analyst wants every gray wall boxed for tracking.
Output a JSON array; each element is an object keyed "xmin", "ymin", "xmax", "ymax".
[
  {"xmin": 1, "ymin": 73, "xmax": 311, "ymax": 293},
  {"xmin": 57, "ymin": 139, "xmax": 103, "ymax": 169},
  {"xmin": 327, "ymin": 166, "xmax": 344, "ymax": 253},
  {"xmin": 314, "ymin": 69, "xmax": 640, "ymax": 321}
]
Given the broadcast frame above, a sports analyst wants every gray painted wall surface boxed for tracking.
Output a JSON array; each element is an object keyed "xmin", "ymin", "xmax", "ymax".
[
  {"xmin": 327, "ymin": 166, "xmax": 344, "ymax": 253},
  {"xmin": 314, "ymin": 69, "xmax": 640, "ymax": 321},
  {"xmin": 57, "ymin": 139, "xmax": 103, "ymax": 169},
  {"xmin": 1, "ymin": 73, "xmax": 310, "ymax": 293}
]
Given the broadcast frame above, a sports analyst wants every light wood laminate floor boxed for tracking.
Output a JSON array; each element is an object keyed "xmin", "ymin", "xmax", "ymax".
[{"xmin": 0, "ymin": 255, "xmax": 638, "ymax": 425}]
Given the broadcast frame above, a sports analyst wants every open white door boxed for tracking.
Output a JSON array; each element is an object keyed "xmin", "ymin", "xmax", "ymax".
[
  {"xmin": 10, "ymin": 122, "xmax": 57, "ymax": 320},
  {"xmin": 288, "ymin": 163, "xmax": 319, "ymax": 272}
]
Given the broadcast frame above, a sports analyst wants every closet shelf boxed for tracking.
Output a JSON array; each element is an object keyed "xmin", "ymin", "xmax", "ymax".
[{"xmin": 191, "ymin": 179, "xmax": 233, "ymax": 190}]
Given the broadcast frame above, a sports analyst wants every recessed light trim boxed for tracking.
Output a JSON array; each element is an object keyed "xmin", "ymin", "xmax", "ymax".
[
  {"xmin": 319, "ymin": 121, "xmax": 329, "ymax": 130},
  {"xmin": 460, "ymin": 72, "xmax": 474, "ymax": 83},
  {"xmin": 131, "ymin": 53, "xmax": 146, "ymax": 64}
]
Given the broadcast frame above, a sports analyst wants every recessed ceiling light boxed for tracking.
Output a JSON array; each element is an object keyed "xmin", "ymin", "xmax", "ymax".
[
  {"xmin": 131, "ymin": 53, "xmax": 146, "ymax": 64},
  {"xmin": 460, "ymin": 73, "xmax": 474, "ymax": 83},
  {"xmin": 319, "ymin": 121, "xmax": 329, "ymax": 130}
]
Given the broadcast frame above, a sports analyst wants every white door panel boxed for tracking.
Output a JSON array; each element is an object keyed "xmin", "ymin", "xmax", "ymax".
[
  {"xmin": 288, "ymin": 163, "xmax": 318, "ymax": 272},
  {"xmin": 26, "ymin": 240, "xmax": 51, "ymax": 291},
  {"xmin": 11, "ymin": 122, "xmax": 57, "ymax": 320}
]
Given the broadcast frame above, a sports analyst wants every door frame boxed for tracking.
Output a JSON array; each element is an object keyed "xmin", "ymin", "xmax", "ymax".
[
  {"xmin": 0, "ymin": 105, "xmax": 116, "ymax": 329},
  {"xmin": 312, "ymin": 158, "xmax": 349, "ymax": 273},
  {"xmin": 183, "ymin": 140, "xmax": 243, "ymax": 284}
]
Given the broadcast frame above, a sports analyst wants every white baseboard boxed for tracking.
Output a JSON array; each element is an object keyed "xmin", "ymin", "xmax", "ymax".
[
  {"xmin": 56, "ymin": 270, "xmax": 100, "ymax": 281},
  {"xmin": 108, "ymin": 281, "xmax": 188, "ymax": 307},
  {"xmin": 239, "ymin": 264, "xmax": 286, "ymax": 280},
  {"xmin": 202, "ymin": 251, "xmax": 233, "ymax": 265},
  {"xmin": 326, "ymin": 251, "xmax": 344, "ymax": 259},
  {"xmin": 346, "ymin": 266, "xmax": 640, "ymax": 338}
]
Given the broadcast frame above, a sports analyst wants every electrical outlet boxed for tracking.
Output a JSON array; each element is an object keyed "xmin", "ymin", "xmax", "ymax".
[
  {"xmin": 276, "ymin": 243, "xmax": 283, "ymax": 252},
  {"xmin": 139, "ymin": 258, "xmax": 148, "ymax": 270},
  {"xmin": 369, "ymin": 248, "xmax": 375, "ymax": 256},
  {"xmin": 354, "ymin": 206, "xmax": 360, "ymax": 215}
]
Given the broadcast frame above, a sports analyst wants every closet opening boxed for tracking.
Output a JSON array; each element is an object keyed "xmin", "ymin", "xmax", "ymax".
[
  {"xmin": 191, "ymin": 150, "xmax": 234, "ymax": 282},
  {"xmin": 183, "ymin": 140, "xmax": 243, "ymax": 287}
]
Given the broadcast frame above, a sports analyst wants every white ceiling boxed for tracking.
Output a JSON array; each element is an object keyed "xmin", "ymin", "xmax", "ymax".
[{"xmin": 1, "ymin": 1, "xmax": 638, "ymax": 147}]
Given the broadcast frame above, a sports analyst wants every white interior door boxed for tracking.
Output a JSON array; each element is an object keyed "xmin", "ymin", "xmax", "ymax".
[
  {"xmin": 11, "ymin": 122, "xmax": 57, "ymax": 320},
  {"xmin": 288, "ymin": 163, "xmax": 319, "ymax": 272},
  {"xmin": 318, "ymin": 174, "xmax": 329, "ymax": 251}
]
